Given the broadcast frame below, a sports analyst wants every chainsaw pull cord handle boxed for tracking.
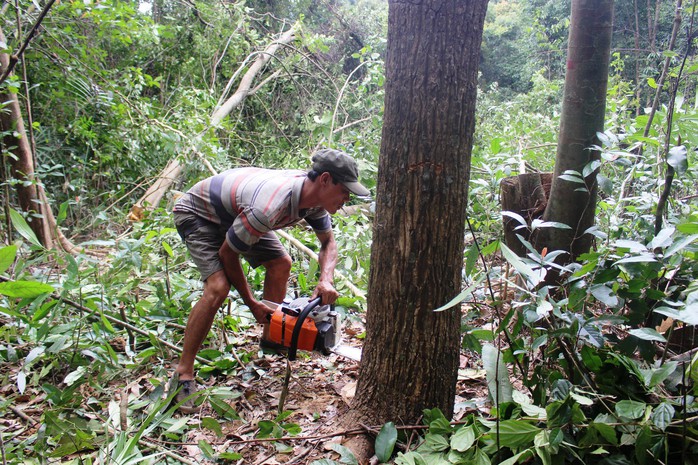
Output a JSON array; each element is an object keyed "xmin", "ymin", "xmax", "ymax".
[{"xmin": 288, "ymin": 296, "xmax": 322, "ymax": 361}]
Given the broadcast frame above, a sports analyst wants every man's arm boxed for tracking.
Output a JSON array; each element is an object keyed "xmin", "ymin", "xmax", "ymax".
[
  {"xmin": 313, "ymin": 230, "xmax": 339, "ymax": 305},
  {"xmin": 219, "ymin": 240, "xmax": 273, "ymax": 323}
]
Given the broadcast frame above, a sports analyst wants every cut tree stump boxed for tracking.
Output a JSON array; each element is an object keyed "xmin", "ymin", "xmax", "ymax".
[{"xmin": 500, "ymin": 172, "xmax": 552, "ymax": 257}]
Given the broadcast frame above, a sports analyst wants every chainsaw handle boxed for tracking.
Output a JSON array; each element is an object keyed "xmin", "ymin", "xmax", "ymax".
[{"xmin": 288, "ymin": 297, "xmax": 322, "ymax": 361}]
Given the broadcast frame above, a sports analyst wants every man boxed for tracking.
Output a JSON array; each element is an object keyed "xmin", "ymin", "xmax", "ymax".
[{"xmin": 171, "ymin": 148, "xmax": 370, "ymax": 412}]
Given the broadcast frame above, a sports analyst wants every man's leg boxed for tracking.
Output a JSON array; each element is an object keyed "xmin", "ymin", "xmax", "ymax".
[
  {"xmin": 176, "ymin": 270, "xmax": 230, "ymax": 380},
  {"xmin": 261, "ymin": 254, "xmax": 292, "ymax": 303}
]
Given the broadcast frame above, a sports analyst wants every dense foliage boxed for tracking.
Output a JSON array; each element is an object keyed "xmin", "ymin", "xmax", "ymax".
[{"xmin": 1, "ymin": 0, "xmax": 697, "ymax": 463}]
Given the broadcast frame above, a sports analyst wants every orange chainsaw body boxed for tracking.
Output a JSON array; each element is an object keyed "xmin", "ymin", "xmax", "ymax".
[{"xmin": 266, "ymin": 308, "xmax": 318, "ymax": 352}]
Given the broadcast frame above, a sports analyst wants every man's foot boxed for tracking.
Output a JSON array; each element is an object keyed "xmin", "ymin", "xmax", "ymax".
[{"xmin": 169, "ymin": 374, "xmax": 201, "ymax": 414}]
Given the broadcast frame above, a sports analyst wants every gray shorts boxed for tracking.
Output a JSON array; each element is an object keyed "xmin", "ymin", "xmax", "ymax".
[{"xmin": 173, "ymin": 211, "xmax": 288, "ymax": 281}]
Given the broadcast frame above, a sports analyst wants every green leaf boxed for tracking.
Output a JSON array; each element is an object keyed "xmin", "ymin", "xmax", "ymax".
[
  {"xmin": 499, "ymin": 449, "xmax": 534, "ymax": 465},
  {"xmin": 497, "ymin": 421, "xmax": 540, "ymax": 448},
  {"xmin": 615, "ymin": 400, "xmax": 646, "ymax": 420},
  {"xmin": 0, "ymin": 245, "xmax": 17, "ymax": 274},
  {"xmin": 433, "ymin": 283, "xmax": 476, "ymax": 312},
  {"xmin": 651, "ymin": 402, "xmax": 675, "ymax": 431},
  {"xmin": 667, "ymin": 145, "xmax": 688, "ymax": 175},
  {"xmin": 647, "ymin": 77, "xmax": 657, "ymax": 88},
  {"xmin": 451, "ymin": 425, "xmax": 476, "ymax": 452},
  {"xmin": 330, "ymin": 443, "xmax": 359, "ymax": 465},
  {"xmin": 424, "ymin": 433, "xmax": 450, "ymax": 452},
  {"xmin": 482, "ymin": 343, "xmax": 513, "ymax": 404},
  {"xmin": 628, "ymin": 328, "xmax": 666, "ymax": 343},
  {"xmin": 198, "ymin": 440, "xmax": 215, "ymax": 459},
  {"xmin": 500, "ymin": 243, "xmax": 545, "ymax": 287},
  {"xmin": 201, "ymin": 417, "xmax": 223, "ymax": 437},
  {"xmin": 9, "ymin": 208, "xmax": 42, "ymax": 248},
  {"xmin": 375, "ymin": 422, "xmax": 397, "ymax": 462},
  {"xmin": 590, "ymin": 284, "xmax": 619, "ymax": 307},
  {"xmin": 676, "ymin": 222, "xmax": 698, "ymax": 234},
  {"xmin": 0, "ymin": 280, "xmax": 54, "ymax": 298}
]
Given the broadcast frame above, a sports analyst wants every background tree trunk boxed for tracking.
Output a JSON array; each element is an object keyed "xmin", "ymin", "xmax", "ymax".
[
  {"xmin": 0, "ymin": 27, "xmax": 52, "ymax": 248},
  {"xmin": 534, "ymin": 0, "xmax": 614, "ymax": 263},
  {"xmin": 350, "ymin": 0, "xmax": 488, "ymax": 426}
]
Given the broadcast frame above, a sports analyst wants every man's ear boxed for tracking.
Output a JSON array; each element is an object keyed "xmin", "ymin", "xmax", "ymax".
[{"xmin": 319, "ymin": 171, "xmax": 333, "ymax": 186}]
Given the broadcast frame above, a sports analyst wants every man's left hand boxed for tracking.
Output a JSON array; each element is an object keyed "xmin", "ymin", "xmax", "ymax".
[{"xmin": 313, "ymin": 280, "xmax": 339, "ymax": 305}]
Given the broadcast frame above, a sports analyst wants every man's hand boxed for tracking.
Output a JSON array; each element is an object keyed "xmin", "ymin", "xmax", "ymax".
[
  {"xmin": 249, "ymin": 300, "xmax": 275, "ymax": 324},
  {"xmin": 313, "ymin": 280, "xmax": 339, "ymax": 305}
]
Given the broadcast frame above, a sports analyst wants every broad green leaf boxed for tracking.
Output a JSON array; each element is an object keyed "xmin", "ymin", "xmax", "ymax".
[
  {"xmin": 162, "ymin": 241, "xmax": 174, "ymax": 258},
  {"xmin": 198, "ymin": 440, "xmax": 215, "ymax": 459},
  {"xmin": 64, "ymin": 366, "xmax": 87, "ymax": 386},
  {"xmin": 9, "ymin": 208, "xmax": 42, "ymax": 248},
  {"xmin": 615, "ymin": 400, "xmax": 646, "ymax": 420},
  {"xmin": 500, "ymin": 243, "xmax": 544, "ymax": 287},
  {"xmin": 592, "ymin": 422, "xmax": 618, "ymax": 445},
  {"xmin": 667, "ymin": 145, "xmax": 688, "ymax": 175},
  {"xmin": 330, "ymin": 443, "xmax": 359, "ymax": 465},
  {"xmin": 628, "ymin": 328, "xmax": 666, "ymax": 343},
  {"xmin": 482, "ymin": 343, "xmax": 513, "ymax": 404},
  {"xmin": 614, "ymin": 254, "xmax": 657, "ymax": 265},
  {"xmin": 375, "ymin": 422, "xmax": 397, "ymax": 462},
  {"xmin": 500, "ymin": 449, "xmax": 534, "ymax": 465},
  {"xmin": 676, "ymin": 222, "xmax": 698, "ymax": 234},
  {"xmin": 648, "ymin": 227, "xmax": 675, "ymax": 250},
  {"xmin": 0, "ymin": 245, "xmax": 17, "ymax": 274},
  {"xmin": 590, "ymin": 284, "xmax": 619, "ymax": 308},
  {"xmin": 0, "ymin": 280, "xmax": 54, "ymax": 298},
  {"xmin": 57, "ymin": 201, "xmax": 69, "ymax": 224},
  {"xmin": 502, "ymin": 211, "xmax": 527, "ymax": 227},
  {"xmin": 451, "ymin": 425, "xmax": 476, "ymax": 452},
  {"xmin": 613, "ymin": 240, "xmax": 647, "ymax": 253},
  {"xmin": 651, "ymin": 402, "xmax": 675, "ymax": 431},
  {"xmin": 530, "ymin": 219, "xmax": 572, "ymax": 230},
  {"xmin": 642, "ymin": 361, "xmax": 677, "ymax": 388},
  {"xmin": 497, "ymin": 421, "xmax": 540, "ymax": 448},
  {"xmin": 665, "ymin": 234, "xmax": 698, "ymax": 257},
  {"xmin": 201, "ymin": 417, "xmax": 223, "ymax": 437},
  {"xmin": 654, "ymin": 306, "xmax": 698, "ymax": 325},
  {"xmin": 424, "ymin": 432, "xmax": 450, "ymax": 452}
]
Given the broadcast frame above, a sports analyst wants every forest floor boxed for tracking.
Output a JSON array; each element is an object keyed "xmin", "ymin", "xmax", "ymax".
[
  {"xmin": 1, "ymin": 305, "xmax": 492, "ymax": 464},
  {"xmin": 161, "ymin": 311, "xmax": 489, "ymax": 463}
]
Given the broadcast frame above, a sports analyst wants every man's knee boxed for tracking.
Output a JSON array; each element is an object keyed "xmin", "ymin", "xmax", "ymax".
[
  {"xmin": 202, "ymin": 271, "xmax": 231, "ymax": 307},
  {"xmin": 265, "ymin": 254, "xmax": 292, "ymax": 278}
]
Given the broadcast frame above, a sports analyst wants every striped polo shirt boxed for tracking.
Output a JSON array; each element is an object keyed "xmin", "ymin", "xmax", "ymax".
[{"xmin": 173, "ymin": 168, "xmax": 331, "ymax": 254}]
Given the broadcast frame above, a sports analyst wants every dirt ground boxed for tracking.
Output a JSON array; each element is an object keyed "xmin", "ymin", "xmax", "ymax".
[{"xmin": 159, "ymin": 316, "xmax": 491, "ymax": 464}]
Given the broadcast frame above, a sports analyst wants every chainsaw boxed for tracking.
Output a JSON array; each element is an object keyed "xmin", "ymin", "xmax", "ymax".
[{"xmin": 261, "ymin": 296, "xmax": 341, "ymax": 361}]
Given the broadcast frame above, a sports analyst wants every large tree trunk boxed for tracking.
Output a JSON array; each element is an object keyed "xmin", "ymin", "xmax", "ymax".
[
  {"xmin": 0, "ymin": 27, "xmax": 52, "ymax": 248},
  {"xmin": 534, "ymin": 0, "xmax": 614, "ymax": 263},
  {"xmin": 350, "ymin": 0, "xmax": 488, "ymax": 429}
]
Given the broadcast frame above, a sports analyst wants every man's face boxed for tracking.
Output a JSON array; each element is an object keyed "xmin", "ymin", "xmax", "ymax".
[{"xmin": 321, "ymin": 174, "xmax": 352, "ymax": 214}]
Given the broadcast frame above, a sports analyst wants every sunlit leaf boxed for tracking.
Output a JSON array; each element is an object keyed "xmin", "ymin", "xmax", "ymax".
[
  {"xmin": 0, "ymin": 280, "xmax": 54, "ymax": 298},
  {"xmin": 9, "ymin": 209, "xmax": 42, "ymax": 248},
  {"xmin": 451, "ymin": 425, "xmax": 476, "ymax": 452},
  {"xmin": 628, "ymin": 328, "xmax": 666, "ymax": 343},
  {"xmin": 483, "ymin": 344, "xmax": 513, "ymax": 404},
  {"xmin": 667, "ymin": 145, "xmax": 687, "ymax": 175},
  {"xmin": 0, "ymin": 245, "xmax": 17, "ymax": 274}
]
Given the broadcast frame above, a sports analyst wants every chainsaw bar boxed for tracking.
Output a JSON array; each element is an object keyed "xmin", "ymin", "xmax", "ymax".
[{"xmin": 331, "ymin": 344, "xmax": 362, "ymax": 361}]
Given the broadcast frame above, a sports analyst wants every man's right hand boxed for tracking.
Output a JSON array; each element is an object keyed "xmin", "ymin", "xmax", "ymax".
[{"xmin": 249, "ymin": 300, "xmax": 275, "ymax": 324}]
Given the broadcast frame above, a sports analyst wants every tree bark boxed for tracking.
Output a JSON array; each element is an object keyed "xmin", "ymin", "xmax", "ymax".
[
  {"xmin": 0, "ymin": 27, "xmax": 52, "ymax": 247},
  {"xmin": 501, "ymin": 173, "xmax": 552, "ymax": 256},
  {"xmin": 534, "ymin": 0, "xmax": 614, "ymax": 263},
  {"xmin": 350, "ymin": 0, "xmax": 488, "ymax": 427}
]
